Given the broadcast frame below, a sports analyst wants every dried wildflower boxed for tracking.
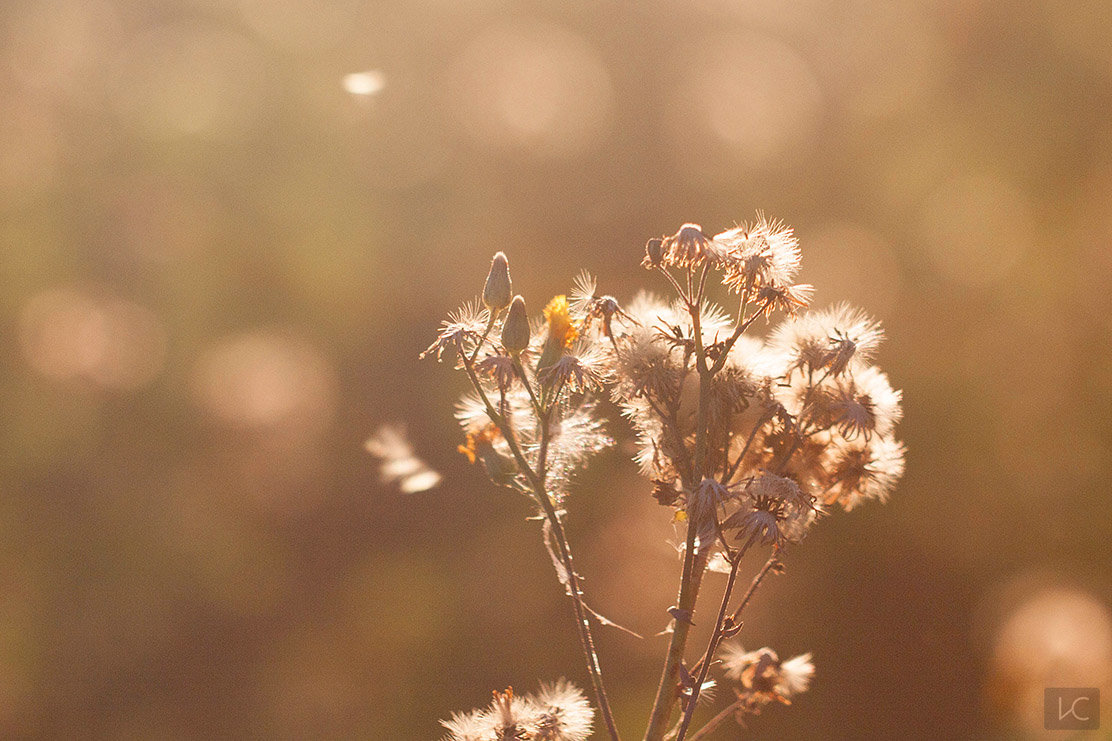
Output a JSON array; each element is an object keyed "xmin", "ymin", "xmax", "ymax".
[
  {"xmin": 422, "ymin": 301, "xmax": 490, "ymax": 361},
  {"xmin": 749, "ymin": 471, "xmax": 813, "ymax": 512},
  {"xmin": 822, "ymin": 435, "xmax": 906, "ymax": 510},
  {"xmin": 484, "ymin": 252, "xmax": 514, "ymax": 311},
  {"xmin": 722, "ymin": 495, "xmax": 786, "ymax": 547},
  {"xmin": 532, "ymin": 679, "xmax": 595, "ymax": 741},
  {"xmin": 440, "ymin": 682, "xmax": 595, "ymax": 741},
  {"xmin": 569, "ymin": 271, "xmax": 629, "ymax": 338},
  {"xmin": 659, "ymin": 223, "xmax": 722, "ymax": 268},
  {"xmin": 718, "ymin": 644, "xmax": 814, "ymax": 705},
  {"xmin": 689, "ymin": 477, "xmax": 734, "ymax": 548},
  {"xmin": 717, "ymin": 215, "xmax": 802, "ymax": 292},
  {"xmin": 610, "ymin": 324, "xmax": 683, "ymax": 403},
  {"xmin": 502, "ymin": 295, "xmax": 531, "ymax": 355},
  {"xmin": 771, "ymin": 303, "xmax": 884, "ymax": 377},
  {"xmin": 478, "ymin": 353, "xmax": 518, "ymax": 392},
  {"xmin": 538, "ymin": 344, "xmax": 609, "ymax": 393},
  {"xmin": 754, "ymin": 282, "xmax": 815, "ymax": 318},
  {"xmin": 440, "ymin": 707, "xmax": 495, "ymax": 741},
  {"xmin": 425, "ymin": 225, "xmax": 904, "ymax": 741},
  {"xmin": 823, "ymin": 365, "xmax": 903, "ymax": 440},
  {"xmin": 705, "ymin": 362, "xmax": 756, "ymax": 432}
]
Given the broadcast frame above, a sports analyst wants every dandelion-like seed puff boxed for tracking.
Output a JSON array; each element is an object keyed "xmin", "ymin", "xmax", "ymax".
[{"xmin": 423, "ymin": 215, "xmax": 905, "ymax": 741}]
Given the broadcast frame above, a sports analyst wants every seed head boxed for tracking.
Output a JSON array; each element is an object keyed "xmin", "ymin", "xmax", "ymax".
[
  {"xmin": 483, "ymin": 252, "xmax": 513, "ymax": 311},
  {"xmin": 661, "ymin": 223, "xmax": 718, "ymax": 268},
  {"xmin": 501, "ymin": 295, "xmax": 530, "ymax": 354}
]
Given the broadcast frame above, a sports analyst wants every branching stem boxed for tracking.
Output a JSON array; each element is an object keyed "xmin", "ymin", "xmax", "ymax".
[{"xmin": 458, "ymin": 346, "xmax": 622, "ymax": 741}]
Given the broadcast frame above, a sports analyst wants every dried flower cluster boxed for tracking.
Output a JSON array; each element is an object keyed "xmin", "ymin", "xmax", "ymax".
[
  {"xmin": 422, "ymin": 217, "xmax": 905, "ymax": 740},
  {"xmin": 441, "ymin": 682, "xmax": 595, "ymax": 741},
  {"xmin": 719, "ymin": 643, "xmax": 815, "ymax": 710}
]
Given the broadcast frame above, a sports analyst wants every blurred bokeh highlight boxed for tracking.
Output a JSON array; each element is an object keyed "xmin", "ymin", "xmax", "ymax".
[{"xmin": 3, "ymin": 0, "xmax": 1111, "ymax": 738}]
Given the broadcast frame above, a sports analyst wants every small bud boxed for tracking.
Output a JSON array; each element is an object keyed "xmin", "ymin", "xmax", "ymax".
[
  {"xmin": 643, "ymin": 237, "xmax": 664, "ymax": 268},
  {"xmin": 482, "ymin": 252, "xmax": 512, "ymax": 311},
  {"xmin": 501, "ymin": 295, "xmax": 530, "ymax": 354}
]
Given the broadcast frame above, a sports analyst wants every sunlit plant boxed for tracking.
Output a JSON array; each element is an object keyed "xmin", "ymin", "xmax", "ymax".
[{"xmin": 421, "ymin": 217, "xmax": 906, "ymax": 740}]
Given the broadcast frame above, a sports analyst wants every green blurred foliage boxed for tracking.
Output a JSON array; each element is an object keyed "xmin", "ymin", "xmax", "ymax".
[{"xmin": 2, "ymin": 0, "xmax": 1111, "ymax": 738}]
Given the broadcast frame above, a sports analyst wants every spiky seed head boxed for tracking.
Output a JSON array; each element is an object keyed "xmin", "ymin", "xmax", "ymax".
[
  {"xmin": 501, "ymin": 295, "xmax": 530, "ymax": 354},
  {"xmin": 482, "ymin": 252, "xmax": 513, "ymax": 311}
]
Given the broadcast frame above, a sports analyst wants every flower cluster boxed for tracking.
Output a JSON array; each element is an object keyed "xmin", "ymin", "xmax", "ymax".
[
  {"xmin": 604, "ymin": 222, "xmax": 904, "ymax": 558},
  {"xmin": 718, "ymin": 643, "xmax": 815, "ymax": 713},
  {"xmin": 441, "ymin": 682, "xmax": 594, "ymax": 741},
  {"xmin": 422, "ymin": 217, "xmax": 905, "ymax": 741}
]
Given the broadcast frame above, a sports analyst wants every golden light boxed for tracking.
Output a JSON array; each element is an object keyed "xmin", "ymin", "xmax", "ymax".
[
  {"xmin": 107, "ymin": 24, "xmax": 266, "ymax": 139},
  {"xmin": 667, "ymin": 31, "xmax": 821, "ymax": 172},
  {"xmin": 986, "ymin": 584, "xmax": 1112, "ymax": 735},
  {"xmin": 190, "ymin": 330, "xmax": 336, "ymax": 433},
  {"xmin": 342, "ymin": 70, "xmax": 386, "ymax": 98},
  {"xmin": 446, "ymin": 20, "xmax": 613, "ymax": 159},
  {"xmin": 918, "ymin": 173, "xmax": 1035, "ymax": 288},
  {"xmin": 18, "ymin": 287, "xmax": 167, "ymax": 391}
]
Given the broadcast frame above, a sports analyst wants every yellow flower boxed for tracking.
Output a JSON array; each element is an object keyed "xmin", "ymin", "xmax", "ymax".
[
  {"xmin": 544, "ymin": 295, "xmax": 578, "ymax": 348},
  {"xmin": 537, "ymin": 295, "xmax": 579, "ymax": 373}
]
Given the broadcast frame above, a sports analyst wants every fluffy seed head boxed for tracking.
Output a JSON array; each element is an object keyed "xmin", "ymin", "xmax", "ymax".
[
  {"xmin": 770, "ymin": 303, "xmax": 884, "ymax": 377},
  {"xmin": 717, "ymin": 215, "xmax": 802, "ymax": 291},
  {"xmin": 532, "ymin": 679, "xmax": 595, "ymax": 741},
  {"xmin": 718, "ymin": 643, "xmax": 815, "ymax": 704},
  {"xmin": 660, "ymin": 223, "xmax": 720, "ymax": 268}
]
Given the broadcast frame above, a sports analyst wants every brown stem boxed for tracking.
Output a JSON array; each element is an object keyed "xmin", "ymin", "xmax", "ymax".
[
  {"xmin": 468, "ymin": 311, "xmax": 498, "ymax": 363},
  {"xmin": 644, "ymin": 272, "xmax": 714, "ymax": 741},
  {"xmin": 686, "ymin": 696, "xmax": 746, "ymax": 741},
  {"xmin": 687, "ymin": 551, "xmax": 782, "ymax": 682},
  {"xmin": 458, "ymin": 347, "xmax": 622, "ymax": 741},
  {"xmin": 674, "ymin": 545, "xmax": 747, "ymax": 741}
]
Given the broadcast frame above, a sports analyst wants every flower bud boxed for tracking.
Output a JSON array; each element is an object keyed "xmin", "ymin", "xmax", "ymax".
[
  {"xmin": 482, "ymin": 252, "xmax": 513, "ymax": 311},
  {"xmin": 643, "ymin": 237, "xmax": 664, "ymax": 268},
  {"xmin": 501, "ymin": 295, "xmax": 530, "ymax": 354}
]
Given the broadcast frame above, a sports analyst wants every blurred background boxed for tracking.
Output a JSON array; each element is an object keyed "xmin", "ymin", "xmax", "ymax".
[{"xmin": 3, "ymin": 0, "xmax": 1112, "ymax": 738}]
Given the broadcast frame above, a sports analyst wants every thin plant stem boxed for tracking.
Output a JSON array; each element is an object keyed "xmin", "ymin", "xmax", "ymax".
[
  {"xmin": 686, "ymin": 696, "xmax": 746, "ymax": 741},
  {"xmin": 511, "ymin": 355, "xmax": 544, "ymax": 417},
  {"xmin": 458, "ymin": 346, "xmax": 622, "ymax": 741},
  {"xmin": 644, "ymin": 272, "xmax": 714, "ymax": 741},
  {"xmin": 687, "ymin": 550, "xmax": 782, "ymax": 679},
  {"xmin": 468, "ymin": 311, "xmax": 498, "ymax": 363},
  {"xmin": 665, "ymin": 552, "xmax": 781, "ymax": 741},
  {"xmin": 657, "ymin": 267, "xmax": 689, "ymax": 304},
  {"xmin": 721, "ymin": 411, "xmax": 771, "ymax": 485},
  {"xmin": 673, "ymin": 543, "xmax": 747, "ymax": 741},
  {"xmin": 727, "ymin": 552, "xmax": 780, "ymax": 635}
]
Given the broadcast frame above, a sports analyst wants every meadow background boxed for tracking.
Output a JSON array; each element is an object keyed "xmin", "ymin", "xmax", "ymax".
[{"xmin": 3, "ymin": 0, "xmax": 1111, "ymax": 737}]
